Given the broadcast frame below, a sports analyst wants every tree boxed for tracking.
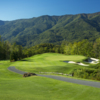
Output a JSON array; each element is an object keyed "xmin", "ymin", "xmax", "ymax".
[
  {"xmin": 10, "ymin": 51, "xmax": 17, "ymax": 61},
  {"xmin": 93, "ymin": 38, "xmax": 100, "ymax": 59},
  {"xmin": 17, "ymin": 45, "xmax": 23, "ymax": 60}
]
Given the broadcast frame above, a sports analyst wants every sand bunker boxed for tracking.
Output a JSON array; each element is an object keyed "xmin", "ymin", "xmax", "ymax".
[
  {"xmin": 88, "ymin": 58, "xmax": 99, "ymax": 64},
  {"xmin": 64, "ymin": 61, "xmax": 76, "ymax": 63},
  {"xmin": 76, "ymin": 62, "xmax": 89, "ymax": 66},
  {"xmin": 64, "ymin": 58, "xmax": 99, "ymax": 66},
  {"xmin": 64, "ymin": 61, "xmax": 89, "ymax": 66}
]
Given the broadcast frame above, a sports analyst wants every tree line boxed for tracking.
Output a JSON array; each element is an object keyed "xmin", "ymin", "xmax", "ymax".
[
  {"xmin": 0, "ymin": 36, "xmax": 100, "ymax": 61},
  {"xmin": 63, "ymin": 38, "xmax": 100, "ymax": 58},
  {"xmin": 0, "ymin": 36, "xmax": 23, "ymax": 61}
]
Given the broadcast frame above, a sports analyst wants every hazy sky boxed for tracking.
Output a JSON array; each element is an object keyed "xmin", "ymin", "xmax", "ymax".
[{"xmin": 0, "ymin": 0, "xmax": 100, "ymax": 21}]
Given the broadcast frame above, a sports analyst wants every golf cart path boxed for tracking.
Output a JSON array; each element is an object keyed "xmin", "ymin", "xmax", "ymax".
[{"xmin": 8, "ymin": 66, "xmax": 100, "ymax": 88}]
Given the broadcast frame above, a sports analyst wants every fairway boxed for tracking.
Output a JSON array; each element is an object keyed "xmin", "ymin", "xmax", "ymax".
[
  {"xmin": 45, "ymin": 54, "xmax": 86, "ymax": 61},
  {"xmin": 11, "ymin": 53, "xmax": 87, "ymax": 74},
  {"xmin": 0, "ymin": 53, "xmax": 100, "ymax": 100}
]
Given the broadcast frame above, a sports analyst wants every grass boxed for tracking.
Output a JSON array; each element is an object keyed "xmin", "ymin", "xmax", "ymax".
[
  {"xmin": 0, "ymin": 53, "xmax": 100, "ymax": 100},
  {"xmin": 11, "ymin": 53, "xmax": 88, "ymax": 74},
  {"xmin": 45, "ymin": 53, "xmax": 86, "ymax": 61}
]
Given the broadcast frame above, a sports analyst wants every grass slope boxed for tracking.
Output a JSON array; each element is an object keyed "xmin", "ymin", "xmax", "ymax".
[{"xmin": 0, "ymin": 53, "xmax": 100, "ymax": 100}]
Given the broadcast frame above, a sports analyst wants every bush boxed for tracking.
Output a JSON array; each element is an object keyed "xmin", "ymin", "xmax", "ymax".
[{"xmin": 23, "ymin": 73, "xmax": 37, "ymax": 77}]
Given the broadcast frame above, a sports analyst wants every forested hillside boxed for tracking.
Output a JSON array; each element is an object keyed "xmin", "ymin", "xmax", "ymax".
[{"xmin": 0, "ymin": 12, "xmax": 100, "ymax": 47}]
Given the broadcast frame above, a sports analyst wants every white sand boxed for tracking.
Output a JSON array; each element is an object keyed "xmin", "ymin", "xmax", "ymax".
[
  {"xmin": 64, "ymin": 61, "xmax": 89, "ymax": 66},
  {"xmin": 88, "ymin": 58, "xmax": 99, "ymax": 64},
  {"xmin": 77, "ymin": 62, "xmax": 89, "ymax": 66},
  {"xmin": 64, "ymin": 57, "xmax": 99, "ymax": 66}
]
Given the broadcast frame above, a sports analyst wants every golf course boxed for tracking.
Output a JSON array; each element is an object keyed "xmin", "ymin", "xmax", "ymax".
[
  {"xmin": 0, "ymin": 53, "xmax": 100, "ymax": 100},
  {"xmin": 10, "ymin": 53, "xmax": 87, "ymax": 74}
]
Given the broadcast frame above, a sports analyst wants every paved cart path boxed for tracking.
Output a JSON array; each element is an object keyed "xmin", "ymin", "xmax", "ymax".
[{"xmin": 8, "ymin": 66, "xmax": 100, "ymax": 88}]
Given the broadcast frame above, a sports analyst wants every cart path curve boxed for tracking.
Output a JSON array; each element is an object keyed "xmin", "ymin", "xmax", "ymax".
[{"xmin": 8, "ymin": 66, "xmax": 100, "ymax": 88}]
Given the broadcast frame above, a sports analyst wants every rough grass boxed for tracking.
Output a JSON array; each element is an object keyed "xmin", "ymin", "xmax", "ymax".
[{"xmin": 0, "ymin": 53, "xmax": 100, "ymax": 100}]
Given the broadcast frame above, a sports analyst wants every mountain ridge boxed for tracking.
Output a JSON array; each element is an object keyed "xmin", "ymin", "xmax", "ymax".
[{"xmin": 0, "ymin": 12, "xmax": 100, "ymax": 47}]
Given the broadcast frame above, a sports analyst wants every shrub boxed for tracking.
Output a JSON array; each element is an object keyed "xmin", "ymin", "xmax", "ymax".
[{"xmin": 23, "ymin": 73, "xmax": 36, "ymax": 77}]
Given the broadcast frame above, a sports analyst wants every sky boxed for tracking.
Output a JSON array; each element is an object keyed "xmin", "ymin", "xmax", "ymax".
[{"xmin": 0, "ymin": 0, "xmax": 100, "ymax": 21}]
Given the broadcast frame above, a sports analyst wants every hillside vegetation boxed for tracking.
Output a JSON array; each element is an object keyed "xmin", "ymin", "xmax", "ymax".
[{"xmin": 0, "ymin": 12, "xmax": 100, "ymax": 47}]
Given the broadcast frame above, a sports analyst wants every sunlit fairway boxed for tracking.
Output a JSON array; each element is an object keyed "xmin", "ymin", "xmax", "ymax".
[
  {"xmin": 11, "ymin": 53, "xmax": 87, "ymax": 74},
  {"xmin": 0, "ymin": 53, "xmax": 100, "ymax": 100},
  {"xmin": 45, "ymin": 53, "xmax": 86, "ymax": 61}
]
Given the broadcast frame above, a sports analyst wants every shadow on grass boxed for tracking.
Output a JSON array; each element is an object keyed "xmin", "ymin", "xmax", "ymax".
[
  {"xmin": 31, "ymin": 65, "xmax": 76, "ymax": 74},
  {"xmin": 20, "ymin": 59, "xmax": 34, "ymax": 62},
  {"xmin": 20, "ymin": 60, "xmax": 28, "ymax": 61}
]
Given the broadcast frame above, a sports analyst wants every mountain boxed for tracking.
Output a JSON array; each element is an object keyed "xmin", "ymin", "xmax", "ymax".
[
  {"xmin": 0, "ymin": 12, "xmax": 100, "ymax": 47},
  {"xmin": 0, "ymin": 20, "xmax": 5, "ymax": 26}
]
